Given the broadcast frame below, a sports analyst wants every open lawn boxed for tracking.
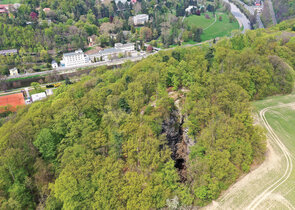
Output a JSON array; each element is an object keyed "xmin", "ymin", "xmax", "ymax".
[
  {"xmin": 204, "ymin": 93, "xmax": 295, "ymax": 209},
  {"xmin": 184, "ymin": 13, "xmax": 240, "ymax": 42},
  {"xmin": 0, "ymin": 0, "xmax": 21, "ymax": 3}
]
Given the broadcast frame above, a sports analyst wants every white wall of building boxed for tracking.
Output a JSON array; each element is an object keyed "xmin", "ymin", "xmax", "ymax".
[
  {"xmin": 61, "ymin": 49, "xmax": 87, "ymax": 67},
  {"xmin": 31, "ymin": 92, "xmax": 47, "ymax": 102},
  {"xmin": 133, "ymin": 14, "xmax": 149, "ymax": 25}
]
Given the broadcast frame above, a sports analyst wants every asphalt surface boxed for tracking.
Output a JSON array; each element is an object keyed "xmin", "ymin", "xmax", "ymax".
[
  {"xmin": 234, "ymin": 0, "xmax": 265, "ymax": 28},
  {"xmin": 223, "ymin": 0, "xmax": 252, "ymax": 32}
]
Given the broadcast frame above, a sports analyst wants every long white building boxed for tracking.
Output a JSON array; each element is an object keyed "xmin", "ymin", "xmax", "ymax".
[
  {"xmin": 60, "ymin": 49, "xmax": 88, "ymax": 67},
  {"xmin": 88, "ymin": 43, "xmax": 136, "ymax": 62}
]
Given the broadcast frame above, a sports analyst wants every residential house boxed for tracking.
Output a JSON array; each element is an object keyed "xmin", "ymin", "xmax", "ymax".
[
  {"xmin": 133, "ymin": 14, "xmax": 149, "ymax": 25},
  {"xmin": 9, "ymin": 68, "xmax": 19, "ymax": 76},
  {"xmin": 89, "ymin": 48, "xmax": 124, "ymax": 62},
  {"xmin": 0, "ymin": 4, "xmax": 10, "ymax": 14},
  {"xmin": 185, "ymin": 6, "xmax": 198, "ymax": 15},
  {"xmin": 88, "ymin": 35, "xmax": 97, "ymax": 47},
  {"xmin": 255, "ymin": 0, "xmax": 261, "ymax": 6},
  {"xmin": 43, "ymin": 8, "xmax": 51, "ymax": 13},
  {"xmin": 51, "ymin": 60, "xmax": 58, "ymax": 68}
]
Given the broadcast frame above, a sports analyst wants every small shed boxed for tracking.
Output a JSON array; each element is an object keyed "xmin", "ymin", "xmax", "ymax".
[{"xmin": 9, "ymin": 68, "xmax": 19, "ymax": 76}]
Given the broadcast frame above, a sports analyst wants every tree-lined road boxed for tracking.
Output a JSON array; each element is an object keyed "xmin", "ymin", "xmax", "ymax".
[{"xmin": 223, "ymin": 0, "xmax": 251, "ymax": 32}]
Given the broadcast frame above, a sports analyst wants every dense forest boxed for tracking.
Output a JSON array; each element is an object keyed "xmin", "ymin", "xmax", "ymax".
[
  {"xmin": 0, "ymin": 20, "xmax": 295, "ymax": 209},
  {"xmin": 272, "ymin": 0, "xmax": 295, "ymax": 22}
]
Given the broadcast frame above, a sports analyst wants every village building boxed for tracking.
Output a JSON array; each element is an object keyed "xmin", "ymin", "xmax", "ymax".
[
  {"xmin": 133, "ymin": 14, "xmax": 149, "ymax": 25},
  {"xmin": 45, "ymin": 89, "xmax": 54, "ymax": 96},
  {"xmin": 0, "ymin": 4, "xmax": 19, "ymax": 14},
  {"xmin": 51, "ymin": 60, "xmax": 58, "ymax": 69},
  {"xmin": 60, "ymin": 49, "xmax": 89, "ymax": 67},
  {"xmin": 9, "ymin": 68, "xmax": 19, "ymax": 76},
  {"xmin": 88, "ymin": 35, "xmax": 97, "ymax": 47},
  {"xmin": 0, "ymin": 49, "xmax": 17, "ymax": 56},
  {"xmin": 185, "ymin": 6, "xmax": 198, "ymax": 15},
  {"xmin": 31, "ymin": 92, "xmax": 47, "ymax": 102},
  {"xmin": 43, "ymin": 8, "xmax": 51, "ymax": 13},
  {"xmin": 115, "ymin": 43, "xmax": 135, "ymax": 51},
  {"xmin": 88, "ymin": 43, "xmax": 136, "ymax": 62},
  {"xmin": 0, "ymin": 4, "xmax": 10, "ymax": 14},
  {"xmin": 255, "ymin": 0, "xmax": 262, "ymax": 6}
]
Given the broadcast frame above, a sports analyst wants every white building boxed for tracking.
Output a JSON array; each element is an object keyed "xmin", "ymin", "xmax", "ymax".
[
  {"xmin": 88, "ymin": 43, "xmax": 136, "ymax": 62},
  {"xmin": 89, "ymin": 48, "xmax": 125, "ymax": 62},
  {"xmin": 9, "ymin": 68, "xmax": 19, "ymax": 76},
  {"xmin": 45, "ymin": 89, "xmax": 54, "ymax": 96},
  {"xmin": 60, "ymin": 49, "xmax": 88, "ymax": 67},
  {"xmin": 115, "ymin": 43, "xmax": 135, "ymax": 51},
  {"xmin": 31, "ymin": 92, "xmax": 47, "ymax": 102},
  {"xmin": 51, "ymin": 60, "xmax": 58, "ymax": 69},
  {"xmin": 133, "ymin": 14, "xmax": 149, "ymax": 25},
  {"xmin": 185, "ymin": 6, "xmax": 198, "ymax": 14}
]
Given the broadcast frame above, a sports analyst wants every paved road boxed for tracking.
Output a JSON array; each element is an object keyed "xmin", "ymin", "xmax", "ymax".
[
  {"xmin": 234, "ymin": 0, "xmax": 265, "ymax": 28},
  {"xmin": 223, "ymin": 0, "xmax": 251, "ymax": 33}
]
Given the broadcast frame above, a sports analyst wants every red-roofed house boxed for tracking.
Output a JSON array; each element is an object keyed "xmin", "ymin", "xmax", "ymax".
[
  {"xmin": 43, "ymin": 8, "xmax": 51, "ymax": 13},
  {"xmin": 0, "ymin": 93, "xmax": 25, "ymax": 113},
  {"xmin": 0, "ymin": 4, "xmax": 10, "ymax": 14}
]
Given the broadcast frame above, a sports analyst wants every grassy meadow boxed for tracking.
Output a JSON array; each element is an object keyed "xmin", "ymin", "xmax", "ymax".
[{"xmin": 184, "ymin": 13, "xmax": 240, "ymax": 42}]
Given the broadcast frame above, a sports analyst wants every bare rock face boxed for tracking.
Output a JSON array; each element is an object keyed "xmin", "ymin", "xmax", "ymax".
[
  {"xmin": 162, "ymin": 109, "xmax": 182, "ymax": 161},
  {"xmin": 162, "ymin": 108, "xmax": 189, "ymax": 181}
]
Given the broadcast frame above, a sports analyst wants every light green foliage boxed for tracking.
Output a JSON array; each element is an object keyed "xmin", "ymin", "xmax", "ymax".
[
  {"xmin": 0, "ymin": 27, "xmax": 295, "ymax": 209},
  {"xmin": 33, "ymin": 128, "xmax": 58, "ymax": 160}
]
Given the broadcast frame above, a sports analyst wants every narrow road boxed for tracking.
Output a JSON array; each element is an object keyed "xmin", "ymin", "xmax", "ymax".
[
  {"xmin": 223, "ymin": 0, "xmax": 251, "ymax": 32},
  {"xmin": 203, "ymin": 14, "xmax": 217, "ymax": 31},
  {"xmin": 234, "ymin": 0, "xmax": 265, "ymax": 28},
  {"xmin": 246, "ymin": 103, "xmax": 294, "ymax": 209}
]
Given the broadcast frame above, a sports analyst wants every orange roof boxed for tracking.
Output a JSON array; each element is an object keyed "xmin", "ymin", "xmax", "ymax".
[{"xmin": 0, "ymin": 93, "xmax": 25, "ymax": 112}]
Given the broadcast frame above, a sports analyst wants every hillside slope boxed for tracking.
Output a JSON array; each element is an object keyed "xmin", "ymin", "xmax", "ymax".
[
  {"xmin": 272, "ymin": 0, "xmax": 295, "ymax": 22},
  {"xmin": 0, "ymin": 22, "xmax": 295, "ymax": 209}
]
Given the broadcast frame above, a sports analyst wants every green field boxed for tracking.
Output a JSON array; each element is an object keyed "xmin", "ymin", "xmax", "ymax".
[
  {"xmin": 253, "ymin": 94, "xmax": 295, "ymax": 208},
  {"xmin": 0, "ymin": 0, "xmax": 21, "ymax": 3},
  {"xmin": 184, "ymin": 13, "xmax": 240, "ymax": 42}
]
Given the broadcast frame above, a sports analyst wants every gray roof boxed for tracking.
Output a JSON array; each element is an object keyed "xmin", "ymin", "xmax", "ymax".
[
  {"xmin": 0, "ymin": 49, "xmax": 17, "ymax": 55},
  {"xmin": 63, "ymin": 49, "xmax": 84, "ymax": 57},
  {"xmin": 89, "ymin": 48, "xmax": 124, "ymax": 58}
]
